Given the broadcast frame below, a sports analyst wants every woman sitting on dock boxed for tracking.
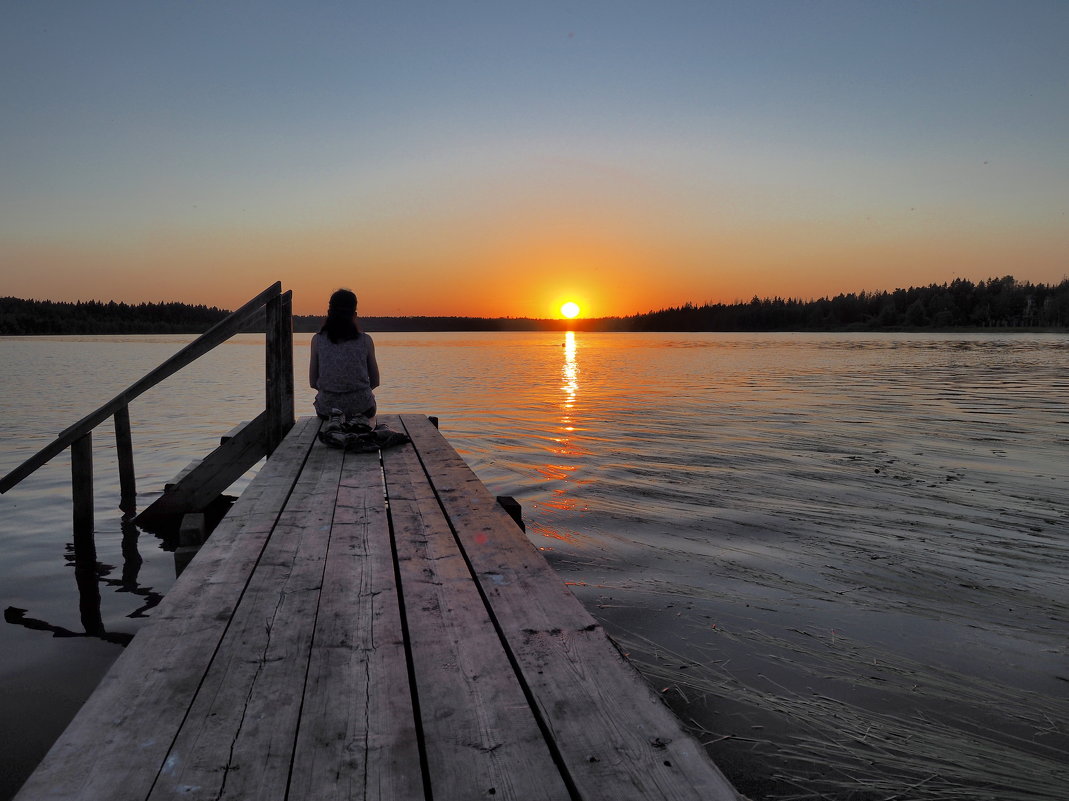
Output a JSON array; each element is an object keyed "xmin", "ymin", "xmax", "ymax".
[{"xmin": 309, "ymin": 289, "xmax": 380, "ymax": 423}]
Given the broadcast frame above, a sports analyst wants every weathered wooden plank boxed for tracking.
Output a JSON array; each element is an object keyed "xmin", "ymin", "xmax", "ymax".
[
  {"xmin": 164, "ymin": 459, "xmax": 202, "ymax": 492},
  {"xmin": 12, "ymin": 417, "xmax": 321, "ymax": 801},
  {"xmin": 0, "ymin": 282, "xmax": 281, "ymax": 494},
  {"xmin": 136, "ymin": 411, "xmax": 269, "ymax": 524},
  {"xmin": 148, "ymin": 436, "xmax": 344, "ymax": 801},
  {"xmin": 381, "ymin": 429, "xmax": 570, "ymax": 801},
  {"xmin": 220, "ymin": 420, "xmax": 250, "ymax": 443},
  {"xmin": 289, "ymin": 442, "xmax": 424, "ymax": 801},
  {"xmin": 20, "ymin": 411, "xmax": 739, "ymax": 801},
  {"xmin": 398, "ymin": 414, "xmax": 741, "ymax": 801}
]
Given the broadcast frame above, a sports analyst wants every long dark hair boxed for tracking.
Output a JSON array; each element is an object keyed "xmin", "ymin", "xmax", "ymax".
[{"xmin": 320, "ymin": 289, "xmax": 361, "ymax": 343}]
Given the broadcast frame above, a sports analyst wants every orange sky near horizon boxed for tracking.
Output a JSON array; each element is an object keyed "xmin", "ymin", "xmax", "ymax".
[
  {"xmin": 5, "ymin": 207, "xmax": 1066, "ymax": 319},
  {"xmin": 2, "ymin": 4, "xmax": 1067, "ymax": 319}
]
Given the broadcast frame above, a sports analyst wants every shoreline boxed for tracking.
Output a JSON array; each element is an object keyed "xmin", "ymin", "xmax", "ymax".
[{"xmin": 2, "ymin": 326, "xmax": 1067, "ymax": 337}]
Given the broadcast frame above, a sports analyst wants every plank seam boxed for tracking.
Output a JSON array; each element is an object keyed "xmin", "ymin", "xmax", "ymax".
[
  {"xmin": 143, "ymin": 419, "xmax": 321, "ymax": 800},
  {"xmin": 381, "ymin": 445, "xmax": 436, "ymax": 801},
  {"xmin": 396, "ymin": 416, "xmax": 583, "ymax": 801},
  {"xmin": 282, "ymin": 445, "xmax": 346, "ymax": 801}
]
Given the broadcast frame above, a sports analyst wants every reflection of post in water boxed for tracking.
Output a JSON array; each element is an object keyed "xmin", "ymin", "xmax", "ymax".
[
  {"xmin": 74, "ymin": 549, "xmax": 105, "ymax": 638},
  {"xmin": 65, "ymin": 427, "xmax": 104, "ymax": 639},
  {"xmin": 3, "ymin": 518, "xmax": 160, "ymax": 646},
  {"xmin": 71, "ymin": 488, "xmax": 105, "ymax": 637},
  {"xmin": 2, "ymin": 606, "xmax": 131, "ymax": 646},
  {"xmin": 109, "ymin": 518, "xmax": 162, "ymax": 618},
  {"xmin": 120, "ymin": 516, "xmax": 144, "ymax": 591}
]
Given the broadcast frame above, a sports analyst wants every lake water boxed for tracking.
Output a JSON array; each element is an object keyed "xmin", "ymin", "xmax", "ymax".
[{"xmin": 0, "ymin": 332, "xmax": 1066, "ymax": 801}]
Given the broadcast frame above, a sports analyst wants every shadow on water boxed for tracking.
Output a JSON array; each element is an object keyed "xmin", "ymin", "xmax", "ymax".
[
  {"xmin": 0, "ymin": 513, "xmax": 178, "ymax": 801},
  {"xmin": 3, "ymin": 518, "xmax": 164, "ymax": 648},
  {"xmin": 0, "ymin": 488, "xmax": 237, "ymax": 801}
]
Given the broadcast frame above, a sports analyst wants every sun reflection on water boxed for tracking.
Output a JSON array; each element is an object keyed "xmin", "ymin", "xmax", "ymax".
[
  {"xmin": 555, "ymin": 331, "xmax": 585, "ymax": 456},
  {"xmin": 531, "ymin": 330, "xmax": 591, "ymax": 545},
  {"xmin": 562, "ymin": 330, "xmax": 578, "ymax": 411}
]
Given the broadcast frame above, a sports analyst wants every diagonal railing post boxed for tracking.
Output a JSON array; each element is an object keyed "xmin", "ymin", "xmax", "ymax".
[
  {"xmin": 1, "ymin": 282, "xmax": 290, "ymax": 535},
  {"xmin": 0, "ymin": 282, "xmax": 282, "ymax": 496}
]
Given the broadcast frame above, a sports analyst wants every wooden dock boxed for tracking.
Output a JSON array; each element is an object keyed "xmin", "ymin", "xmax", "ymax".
[{"xmin": 13, "ymin": 414, "xmax": 740, "ymax": 801}]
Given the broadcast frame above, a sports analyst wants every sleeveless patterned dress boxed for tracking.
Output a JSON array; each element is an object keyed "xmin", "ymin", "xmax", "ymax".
[{"xmin": 313, "ymin": 332, "xmax": 376, "ymax": 418}]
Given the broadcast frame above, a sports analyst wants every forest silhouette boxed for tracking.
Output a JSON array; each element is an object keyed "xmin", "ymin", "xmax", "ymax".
[{"xmin": 2, "ymin": 276, "xmax": 1066, "ymax": 335}]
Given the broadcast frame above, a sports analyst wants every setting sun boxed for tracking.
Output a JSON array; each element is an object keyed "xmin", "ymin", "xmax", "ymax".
[{"xmin": 560, "ymin": 301, "xmax": 581, "ymax": 319}]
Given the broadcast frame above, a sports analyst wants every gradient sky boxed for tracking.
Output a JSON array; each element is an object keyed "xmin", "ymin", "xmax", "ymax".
[{"xmin": 2, "ymin": 1, "xmax": 1067, "ymax": 318}]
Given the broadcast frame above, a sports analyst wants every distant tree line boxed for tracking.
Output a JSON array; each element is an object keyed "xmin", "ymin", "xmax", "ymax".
[
  {"xmin": 0, "ymin": 297, "xmax": 230, "ymax": 335},
  {"xmin": 610, "ymin": 276, "xmax": 1069, "ymax": 332},
  {"xmin": 2, "ymin": 276, "xmax": 1066, "ymax": 335}
]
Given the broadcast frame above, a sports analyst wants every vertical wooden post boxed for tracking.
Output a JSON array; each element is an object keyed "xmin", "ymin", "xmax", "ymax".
[
  {"xmin": 71, "ymin": 431, "xmax": 101, "ymax": 646},
  {"xmin": 266, "ymin": 290, "xmax": 295, "ymax": 453},
  {"xmin": 281, "ymin": 291, "xmax": 294, "ymax": 426},
  {"xmin": 496, "ymin": 495, "xmax": 525, "ymax": 531},
  {"xmin": 71, "ymin": 432, "xmax": 94, "ymax": 542},
  {"xmin": 114, "ymin": 404, "xmax": 137, "ymax": 514}
]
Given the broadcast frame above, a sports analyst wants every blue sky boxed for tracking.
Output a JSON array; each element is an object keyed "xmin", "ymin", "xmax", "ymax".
[{"xmin": 2, "ymin": 1, "xmax": 1066, "ymax": 316}]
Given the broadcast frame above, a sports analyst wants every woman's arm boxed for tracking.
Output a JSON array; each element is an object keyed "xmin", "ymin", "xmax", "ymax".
[
  {"xmin": 366, "ymin": 335, "xmax": 380, "ymax": 390},
  {"xmin": 309, "ymin": 335, "xmax": 319, "ymax": 389}
]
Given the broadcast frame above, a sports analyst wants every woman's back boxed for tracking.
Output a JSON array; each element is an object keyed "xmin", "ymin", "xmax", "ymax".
[
  {"xmin": 310, "ymin": 288, "xmax": 380, "ymax": 420},
  {"xmin": 314, "ymin": 332, "xmax": 373, "ymax": 394}
]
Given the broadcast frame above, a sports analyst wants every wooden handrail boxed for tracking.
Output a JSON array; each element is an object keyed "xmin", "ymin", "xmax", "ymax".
[{"xmin": 0, "ymin": 282, "xmax": 284, "ymax": 494}]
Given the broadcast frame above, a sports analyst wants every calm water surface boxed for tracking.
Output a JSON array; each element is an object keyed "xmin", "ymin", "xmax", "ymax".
[{"xmin": 1, "ymin": 332, "xmax": 1066, "ymax": 801}]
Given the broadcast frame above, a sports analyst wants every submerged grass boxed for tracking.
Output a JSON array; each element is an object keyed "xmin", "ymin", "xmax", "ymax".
[{"xmin": 612, "ymin": 622, "xmax": 1068, "ymax": 801}]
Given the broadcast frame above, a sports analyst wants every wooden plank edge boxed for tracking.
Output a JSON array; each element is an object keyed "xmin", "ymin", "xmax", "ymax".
[
  {"xmin": 11, "ymin": 416, "xmax": 321, "ymax": 801},
  {"xmin": 135, "ymin": 411, "xmax": 270, "ymax": 525},
  {"xmin": 381, "ymin": 442, "xmax": 570, "ymax": 801},
  {"xmin": 396, "ymin": 414, "xmax": 744, "ymax": 801}
]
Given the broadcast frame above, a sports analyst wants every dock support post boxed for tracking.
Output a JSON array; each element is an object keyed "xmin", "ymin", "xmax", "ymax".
[
  {"xmin": 114, "ymin": 404, "xmax": 136, "ymax": 515},
  {"xmin": 179, "ymin": 513, "xmax": 207, "ymax": 547},
  {"xmin": 266, "ymin": 290, "xmax": 295, "ymax": 454},
  {"xmin": 496, "ymin": 495, "xmax": 524, "ymax": 531},
  {"xmin": 174, "ymin": 512, "xmax": 207, "ymax": 577},
  {"xmin": 71, "ymin": 433, "xmax": 94, "ymax": 542}
]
